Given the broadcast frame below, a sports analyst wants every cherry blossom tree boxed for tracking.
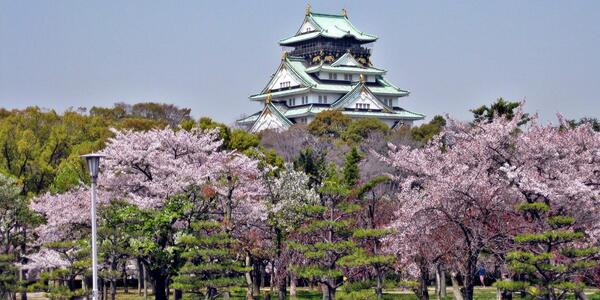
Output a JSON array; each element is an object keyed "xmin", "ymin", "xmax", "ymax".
[
  {"xmin": 100, "ymin": 127, "xmax": 223, "ymax": 209},
  {"xmin": 100, "ymin": 127, "xmax": 266, "ymax": 300},
  {"xmin": 261, "ymin": 163, "xmax": 320, "ymax": 299},
  {"xmin": 382, "ymin": 111, "xmax": 527, "ymax": 300}
]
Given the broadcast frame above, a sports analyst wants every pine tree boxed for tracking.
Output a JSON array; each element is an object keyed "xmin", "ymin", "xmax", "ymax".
[
  {"xmin": 35, "ymin": 240, "xmax": 90, "ymax": 300},
  {"xmin": 343, "ymin": 147, "xmax": 362, "ymax": 187},
  {"xmin": 338, "ymin": 176, "xmax": 395, "ymax": 299},
  {"xmin": 290, "ymin": 148, "xmax": 366, "ymax": 300},
  {"xmin": 288, "ymin": 165, "xmax": 357, "ymax": 300},
  {"xmin": 172, "ymin": 220, "xmax": 248, "ymax": 300},
  {"xmin": 0, "ymin": 254, "xmax": 17, "ymax": 299},
  {"xmin": 495, "ymin": 202, "xmax": 599, "ymax": 300}
]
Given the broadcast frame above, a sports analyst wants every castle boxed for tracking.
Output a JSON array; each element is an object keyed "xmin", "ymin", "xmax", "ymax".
[{"xmin": 237, "ymin": 6, "xmax": 424, "ymax": 132}]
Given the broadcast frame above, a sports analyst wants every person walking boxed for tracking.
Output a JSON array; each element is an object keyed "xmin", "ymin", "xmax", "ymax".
[{"xmin": 478, "ymin": 266, "xmax": 486, "ymax": 287}]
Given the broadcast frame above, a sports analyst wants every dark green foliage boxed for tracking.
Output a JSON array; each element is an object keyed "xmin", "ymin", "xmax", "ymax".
[
  {"xmin": 228, "ymin": 129, "xmax": 260, "ymax": 151},
  {"xmin": 471, "ymin": 98, "xmax": 529, "ymax": 125},
  {"xmin": 0, "ymin": 254, "xmax": 17, "ymax": 297},
  {"xmin": 308, "ymin": 111, "xmax": 353, "ymax": 138},
  {"xmin": 343, "ymin": 147, "xmax": 363, "ymax": 186},
  {"xmin": 496, "ymin": 202, "xmax": 599, "ymax": 300},
  {"xmin": 198, "ymin": 117, "xmax": 232, "ymax": 148},
  {"xmin": 294, "ymin": 148, "xmax": 327, "ymax": 189},
  {"xmin": 410, "ymin": 115, "xmax": 446, "ymax": 144},
  {"xmin": 289, "ymin": 166, "xmax": 357, "ymax": 300},
  {"xmin": 342, "ymin": 118, "xmax": 389, "ymax": 143},
  {"xmin": 173, "ymin": 221, "xmax": 248, "ymax": 299},
  {"xmin": 567, "ymin": 117, "xmax": 600, "ymax": 132},
  {"xmin": 35, "ymin": 240, "xmax": 90, "ymax": 299},
  {"xmin": 90, "ymin": 102, "xmax": 191, "ymax": 128}
]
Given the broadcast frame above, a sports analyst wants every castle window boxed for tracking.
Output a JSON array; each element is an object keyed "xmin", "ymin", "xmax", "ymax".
[
  {"xmin": 356, "ymin": 103, "xmax": 370, "ymax": 110},
  {"xmin": 328, "ymin": 73, "xmax": 338, "ymax": 80},
  {"xmin": 318, "ymin": 95, "xmax": 322, "ymax": 103},
  {"xmin": 288, "ymin": 97, "xmax": 296, "ymax": 106},
  {"xmin": 344, "ymin": 74, "xmax": 353, "ymax": 81},
  {"xmin": 301, "ymin": 95, "xmax": 308, "ymax": 105},
  {"xmin": 280, "ymin": 81, "xmax": 290, "ymax": 88}
]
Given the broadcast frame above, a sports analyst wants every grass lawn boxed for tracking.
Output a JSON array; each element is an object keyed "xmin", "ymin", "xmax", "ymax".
[{"xmin": 77, "ymin": 287, "xmax": 599, "ymax": 300}]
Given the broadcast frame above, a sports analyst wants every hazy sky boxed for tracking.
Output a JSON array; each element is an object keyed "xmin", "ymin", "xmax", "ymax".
[{"xmin": 1, "ymin": 0, "xmax": 599, "ymax": 125}]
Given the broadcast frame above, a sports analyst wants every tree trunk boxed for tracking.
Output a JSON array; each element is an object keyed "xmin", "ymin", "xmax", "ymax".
[
  {"xmin": 174, "ymin": 289, "xmax": 182, "ymax": 300},
  {"xmin": 325, "ymin": 282, "xmax": 336, "ymax": 300},
  {"xmin": 111, "ymin": 279, "xmax": 117, "ymax": 300},
  {"xmin": 414, "ymin": 257, "xmax": 430, "ymax": 300},
  {"xmin": 375, "ymin": 267, "xmax": 384, "ymax": 299},
  {"xmin": 436, "ymin": 263, "xmax": 447, "ymax": 300},
  {"xmin": 254, "ymin": 261, "xmax": 262, "ymax": 298},
  {"xmin": 137, "ymin": 259, "xmax": 143, "ymax": 295},
  {"xmin": 245, "ymin": 254, "xmax": 254, "ymax": 300},
  {"xmin": 19, "ymin": 269, "xmax": 26, "ymax": 300},
  {"xmin": 463, "ymin": 258, "xmax": 477, "ymax": 300},
  {"xmin": 149, "ymin": 269, "xmax": 168, "ymax": 300},
  {"xmin": 166, "ymin": 279, "xmax": 170, "ymax": 300},
  {"xmin": 123, "ymin": 263, "xmax": 129, "ymax": 294},
  {"xmin": 289, "ymin": 271, "xmax": 297, "ymax": 298},
  {"xmin": 277, "ymin": 279, "xmax": 286, "ymax": 300},
  {"xmin": 103, "ymin": 279, "xmax": 108, "ymax": 300},
  {"xmin": 450, "ymin": 272, "xmax": 464, "ymax": 300},
  {"xmin": 575, "ymin": 291, "xmax": 588, "ymax": 300},
  {"xmin": 143, "ymin": 264, "xmax": 148, "ymax": 300},
  {"xmin": 496, "ymin": 273, "xmax": 512, "ymax": 300}
]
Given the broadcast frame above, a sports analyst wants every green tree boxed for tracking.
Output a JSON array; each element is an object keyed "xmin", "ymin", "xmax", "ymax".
[
  {"xmin": 0, "ymin": 107, "xmax": 110, "ymax": 196},
  {"xmin": 342, "ymin": 118, "xmax": 389, "ymax": 143},
  {"xmin": 173, "ymin": 221, "xmax": 247, "ymax": 299},
  {"xmin": 0, "ymin": 173, "xmax": 39, "ymax": 300},
  {"xmin": 35, "ymin": 240, "xmax": 90, "ymax": 300},
  {"xmin": 410, "ymin": 115, "xmax": 446, "ymax": 144},
  {"xmin": 294, "ymin": 148, "xmax": 327, "ymax": 189},
  {"xmin": 0, "ymin": 254, "xmax": 17, "ymax": 299},
  {"xmin": 308, "ymin": 111, "xmax": 352, "ymax": 138},
  {"xmin": 198, "ymin": 117, "xmax": 231, "ymax": 148},
  {"xmin": 340, "ymin": 176, "xmax": 395, "ymax": 299},
  {"xmin": 290, "ymin": 153, "xmax": 363, "ymax": 300},
  {"xmin": 495, "ymin": 202, "xmax": 599, "ymax": 300},
  {"xmin": 228, "ymin": 129, "xmax": 260, "ymax": 151},
  {"xmin": 471, "ymin": 98, "xmax": 529, "ymax": 124},
  {"xmin": 567, "ymin": 117, "xmax": 600, "ymax": 132},
  {"xmin": 342, "ymin": 146, "xmax": 362, "ymax": 187},
  {"xmin": 98, "ymin": 202, "xmax": 137, "ymax": 300}
]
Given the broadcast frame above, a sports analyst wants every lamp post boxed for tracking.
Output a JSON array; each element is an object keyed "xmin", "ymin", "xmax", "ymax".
[{"xmin": 82, "ymin": 153, "xmax": 104, "ymax": 300}]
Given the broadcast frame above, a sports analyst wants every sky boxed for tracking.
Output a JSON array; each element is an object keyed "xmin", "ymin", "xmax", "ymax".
[{"xmin": 1, "ymin": 0, "xmax": 599, "ymax": 125}]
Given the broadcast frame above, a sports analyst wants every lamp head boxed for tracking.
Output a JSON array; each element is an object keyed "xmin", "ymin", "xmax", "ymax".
[{"xmin": 81, "ymin": 153, "xmax": 105, "ymax": 179}]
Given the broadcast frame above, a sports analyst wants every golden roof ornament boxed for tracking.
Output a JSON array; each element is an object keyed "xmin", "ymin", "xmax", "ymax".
[
  {"xmin": 342, "ymin": 8, "xmax": 347, "ymax": 17},
  {"xmin": 305, "ymin": 4, "xmax": 311, "ymax": 16},
  {"xmin": 265, "ymin": 91, "xmax": 272, "ymax": 105},
  {"xmin": 282, "ymin": 51, "xmax": 288, "ymax": 60},
  {"xmin": 359, "ymin": 74, "xmax": 365, "ymax": 83}
]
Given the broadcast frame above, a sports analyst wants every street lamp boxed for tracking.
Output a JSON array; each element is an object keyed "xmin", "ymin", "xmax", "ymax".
[{"xmin": 82, "ymin": 153, "xmax": 105, "ymax": 300}]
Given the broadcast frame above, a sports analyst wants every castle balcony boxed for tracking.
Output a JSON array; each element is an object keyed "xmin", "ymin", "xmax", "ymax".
[{"xmin": 288, "ymin": 44, "xmax": 371, "ymax": 60}]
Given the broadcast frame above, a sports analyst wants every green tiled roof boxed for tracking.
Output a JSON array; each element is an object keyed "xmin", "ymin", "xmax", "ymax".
[
  {"xmin": 305, "ymin": 64, "xmax": 386, "ymax": 75},
  {"xmin": 250, "ymin": 56, "xmax": 408, "ymax": 100},
  {"xmin": 330, "ymin": 82, "xmax": 392, "ymax": 111},
  {"xmin": 330, "ymin": 52, "xmax": 360, "ymax": 67},
  {"xmin": 280, "ymin": 12, "xmax": 377, "ymax": 46},
  {"xmin": 238, "ymin": 104, "xmax": 424, "ymax": 127},
  {"xmin": 237, "ymin": 112, "xmax": 261, "ymax": 124},
  {"xmin": 341, "ymin": 109, "xmax": 425, "ymax": 120}
]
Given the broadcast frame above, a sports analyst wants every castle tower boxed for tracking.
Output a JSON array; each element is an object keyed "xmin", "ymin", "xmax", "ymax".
[{"xmin": 238, "ymin": 7, "xmax": 425, "ymax": 132}]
